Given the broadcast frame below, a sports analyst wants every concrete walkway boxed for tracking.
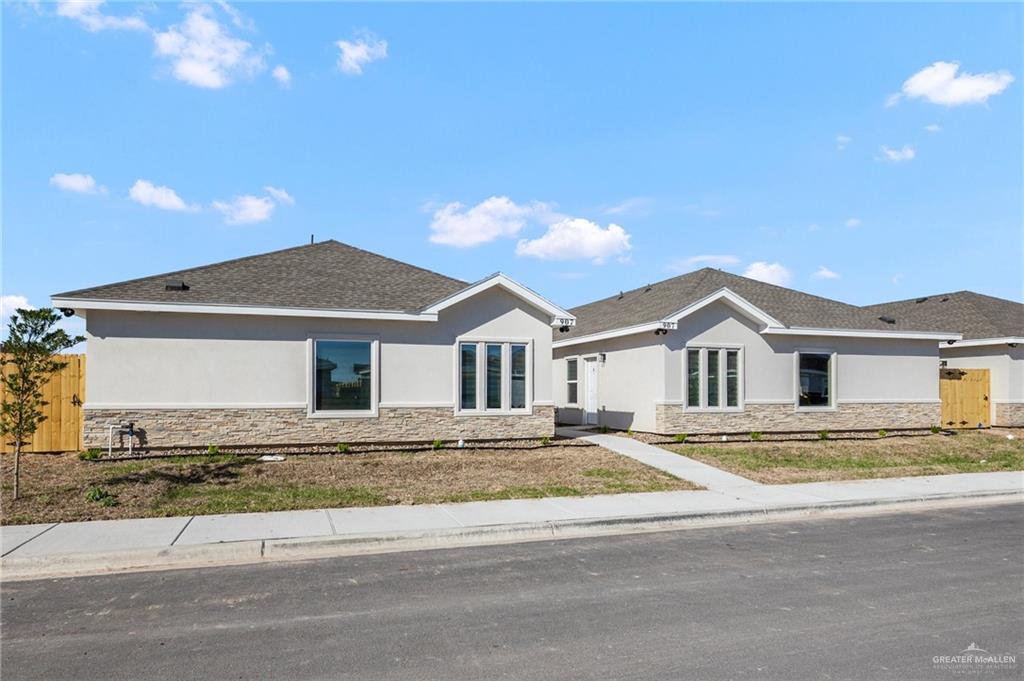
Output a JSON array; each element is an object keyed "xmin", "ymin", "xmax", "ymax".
[
  {"xmin": 2, "ymin": 468, "xmax": 1020, "ymax": 580},
  {"xmin": 556, "ymin": 427, "xmax": 758, "ymax": 489}
]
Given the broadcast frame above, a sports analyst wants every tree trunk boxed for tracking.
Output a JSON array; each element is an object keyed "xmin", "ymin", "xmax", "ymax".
[{"xmin": 13, "ymin": 440, "xmax": 20, "ymax": 500}]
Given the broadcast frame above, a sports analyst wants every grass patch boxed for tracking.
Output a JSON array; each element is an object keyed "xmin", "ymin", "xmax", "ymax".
[
  {"xmin": 663, "ymin": 430, "xmax": 1024, "ymax": 484},
  {"xmin": 441, "ymin": 484, "xmax": 583, "ymax": 503},
  {"xmin": 156, "ymin": 483, "xmax": 388, "ymax": 515}
]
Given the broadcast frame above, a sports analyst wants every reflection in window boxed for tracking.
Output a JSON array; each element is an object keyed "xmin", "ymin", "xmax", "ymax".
[
  {"xmin": 798, "ymin": 353, "xmax": 832, "ymax": 407},
  {"xmin": 687, "ymin": 349, "xmax": 700, "ymax": 407},
  {"xmin": 511, "ymin": 344, "xmax": 527, "ymax": 409},
  {"xmin": 567, "ymin": 358, "xmax": 579, "ymax": 405},
  {"xmin": 486, "ymin": 344, "xmax": 503, "ymax": 409},
  {"xmin": 726, "ymin": 350, "xmax": 739, "ymax": 408},
  {"xmin": 315, "ymin": 340, "xmax": 372, "ymax": 412},
  {"xmin": 706, "ymin": 349, "xmax": 721, "ymax": 407},
  {"xmin": 460, "ymin": 343, "xmax": 477, "ymax": 411}
]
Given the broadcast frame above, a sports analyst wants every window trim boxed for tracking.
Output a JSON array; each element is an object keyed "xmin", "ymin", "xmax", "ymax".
[
  {"xmin": 793, "ymin": 348, "xmax": 837, "ymax": 411},
  {"xmin": 453, "ymin": 337, "xmax": 533, "ymax": 416},
  {"xmin": 683, "ymin": 343, "xmax": 744, "ymax": 412},
  {"xmin": 565, "ymin": 356, "xmax": 580, "ymax": 407},
  {"xmin": 307, "ymin": 334, "xmax": 380, "ymax": 418}
]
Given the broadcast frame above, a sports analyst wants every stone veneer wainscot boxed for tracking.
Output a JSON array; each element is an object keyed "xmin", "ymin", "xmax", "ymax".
[
  {"xmin": 995, "ymin": 403, "xmax": 1024, "ymax": 427},
  {"xmin": 84, "ymin": 406, "xmax": 555, "ymax": 449},
  {"xmin": 655, "ymin": 402, "xmax": 940, "ymax": 434}
]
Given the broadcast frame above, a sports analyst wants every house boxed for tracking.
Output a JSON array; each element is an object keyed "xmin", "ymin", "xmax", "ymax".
[
  {"xmin": 551, "ymin": 268, "xmax": 960, "ymax": 434},
  {"xmin": 51, "ymin": 240, "xmax": 575, "ymax": 449},
  {"xmin": 865, "ymin": 292, "xmax": 1023, "ymax": 427}
]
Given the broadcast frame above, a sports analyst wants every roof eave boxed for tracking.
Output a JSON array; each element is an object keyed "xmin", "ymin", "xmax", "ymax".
[{"xmin": 422, "ymin": 272, "xmax": 576, "ymax": 327}]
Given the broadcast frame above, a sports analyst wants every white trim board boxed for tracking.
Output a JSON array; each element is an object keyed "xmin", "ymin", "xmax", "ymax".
[
  {"xmin": 943, "ymin": 337, "xmax": 1024, "ymax": 349},
  {"xmin": 764, "ymin": 326, "xmax": 962, "ymax": 341},
  {"xmin": 52, "ymin": 298, "xmax": 436, "ymax": 322}
]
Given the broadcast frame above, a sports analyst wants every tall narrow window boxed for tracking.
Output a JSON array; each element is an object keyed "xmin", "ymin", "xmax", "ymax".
[
  {"xmin": 567, "ymin": 358, "xmax": 579, "ymax": 405},
  {"xmin": 726, "ymin": 350, "xmax": 739, "ymax": 408},
  {"xmin": 798, "ymin": 353, "xmax": 832, "ymax": 407},
  {"xmin": 510, "ymin": 344, "xmax": 527, "ymax": 409},
  {"xmin": 706, "ymin": 349, "xmax": 721, "ymax": 407},
  {"xmin": 460, "ymin": 343, "xmax": 477, "ymax": 410},
  {"xmin": 314, "ymin": 340, "xmax": 373, "ymax": 412},
  {"xmin": 486, "ymin": 343, "xmax": 503, "ymax": 409},
  {"xmin": 687, "ymin": 349, "xmax": 701, "ymax": 407}
]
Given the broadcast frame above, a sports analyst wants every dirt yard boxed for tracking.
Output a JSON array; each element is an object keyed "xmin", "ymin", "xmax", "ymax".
[
  {"xmin": 661, "ymin": 428, "xmax": 1024, "ymax": 484},
  {"xmin": 0, "ymin": 444, "xmax": 698, "ymax": 525}
]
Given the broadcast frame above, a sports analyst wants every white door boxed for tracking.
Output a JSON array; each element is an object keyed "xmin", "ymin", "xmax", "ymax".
[{"xmin": 584, "ymin": 359, "xmax": 599, "ymax": 425}]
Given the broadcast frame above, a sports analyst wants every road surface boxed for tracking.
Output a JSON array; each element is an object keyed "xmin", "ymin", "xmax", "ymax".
[{"xmin": 2, "ymin": 502, "xmax": 1021, "ymax": 680}]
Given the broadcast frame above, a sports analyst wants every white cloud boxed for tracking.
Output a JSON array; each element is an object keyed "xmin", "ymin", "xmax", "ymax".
[
  {"xmin": 428, "ymin": 196, "xmax": 544, "ymax": 248},
  {"xmin": 154, "ymin": 4, "xmax": 266, "ymax": 89},
  {"xmin": 808, "ymin": 223, "xmax": 821, "ymax": 232},
  {"xmin": 812, "ymin": 265, "xmax": 840, "ymax": 280},
  {"xmin": 56, "ymin": 0, "xmax": 148, "ymax": 32},
  {"xmin": 743, "ymin": 262, "xmax": 791, "ymax": 286},
  {"xmin": 836, "ymin": 134, "xmax": 852, "ymax": 151},
  {"xmin": 603, "ymin": 197, "xmax": 652, "ymax": 216},
  {"xmin": 515, "ymin": 218, "xmax": 631, "ymax": 264},
  {"xmin": 1, "ymin": 295, "xmax": 34, "ymax": 328},
  {"xmin": 264, "ymin": 186, "xmax": 294, "ymax": 205},
  {"xmin": 271, "ymin": 65, "xmax": 291, "ymax": 87},
  {"xmin": 892, "ymin": 273, "xmax": 905, "ymax": 285},
  {"xmin": 924, "ymin": 123, "xmax": 942, "ymax": 133},
  {"xmin": 212, "ymin": 194, "xmax": 275, "ymax": 225},
  {"xmin": 667, "ymin": 254, "xmax": 740, "ymax": 273},
  {"xmin": 50, "ymin": 172, "xmax": 104, "ymax": 194},
  {"xmin": 845, "ymin": 217, "xmax": 861, "ymax": 228},
  {"xmin": 879, "ymin": 145, "xmax": 916, "ymax": 162},
  {"xmin": 214, "ymin": 0, "xmax": 253, "ymax": 30},
  {"xmin": 129, "ymin": 179, "xmax": 197, "ymax": 212},
  {"xmin": 336, "ymin": 31, "xmax": 388, "ymax": 75},
  {"xmin": 889, "ymin": 61, "xmax": 1014, "ymax": 107}
]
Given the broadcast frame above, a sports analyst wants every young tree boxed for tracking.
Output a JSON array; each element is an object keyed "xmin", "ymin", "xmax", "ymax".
[{"xmin": 1, "ymin": 308, "xmax": 84, "ymax": 499}]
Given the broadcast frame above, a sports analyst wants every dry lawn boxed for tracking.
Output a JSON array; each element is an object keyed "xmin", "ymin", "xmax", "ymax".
[
  {"xmin": 0, "ymin": 444, "xmax": 698, "ymax": 525},
  {"xmin": 662, "ymin": 428, "xmax": 1024, "ymax": 484}
]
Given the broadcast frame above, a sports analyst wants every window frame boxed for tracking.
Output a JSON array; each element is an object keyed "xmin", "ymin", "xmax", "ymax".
[
  {"xmin": 565, "ymin": 357, "xmax": 580, "ymax": 407},
  {"xmin": 793, "ymin": 348, "xmax": 837, "ymax": 411},
  {"xmin": 683, "ymin": 343, "xmax": 744, "ymax": 412},
  {"xmin": 453, "ymin": 337, "xmax": 533, "ymax": 416},
  {"xmin": 307, "ymin": 334, "xmax": 380, "ymax": 418}
]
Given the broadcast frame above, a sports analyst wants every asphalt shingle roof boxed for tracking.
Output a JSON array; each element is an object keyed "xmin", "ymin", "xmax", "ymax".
[
  {"xmin": 560, "ymin": 268, "xmax": 951, "ymax": 339},
  {"xmin": 52, "ymin": 240, "xmax": 469, "ymax": 313},
  {"xmin": 863, "ymin": 291, "xmax": 1023, "ymax": 340}
]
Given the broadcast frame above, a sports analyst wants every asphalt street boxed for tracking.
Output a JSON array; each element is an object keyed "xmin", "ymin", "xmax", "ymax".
[{"xmin": 2, "ymin": 502, "xmax": 1021, "ymax": 680}]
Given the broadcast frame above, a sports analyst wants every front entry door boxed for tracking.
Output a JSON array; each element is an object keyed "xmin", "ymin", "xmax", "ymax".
[{"xmin": 584, "ymin": 359, "xmax": 599, "ymax": 425}]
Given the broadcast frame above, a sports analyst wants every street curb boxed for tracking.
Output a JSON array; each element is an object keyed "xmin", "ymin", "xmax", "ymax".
[{"xmin": 2, "ymin": 490, "xmax": 1020, "ymax": 581}]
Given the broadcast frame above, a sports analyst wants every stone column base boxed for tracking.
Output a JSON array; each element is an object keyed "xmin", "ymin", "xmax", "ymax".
[
  {"xmin": 995, "ymin": 403, "xmax": 1024, "ymax": 427},
  {"xmin": 83, "ymin": 406, "xmax": 556, "ymax": 449}
]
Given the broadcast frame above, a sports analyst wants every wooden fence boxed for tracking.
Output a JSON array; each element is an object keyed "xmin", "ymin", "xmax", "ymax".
[{"xmin": 1, "ymin": 354, "xmax": 86, "ymax": 453}]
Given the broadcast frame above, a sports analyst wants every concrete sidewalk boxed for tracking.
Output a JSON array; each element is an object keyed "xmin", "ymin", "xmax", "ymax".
[{"xmin": 2, "ymin": 468, "xmax": 1020, "ymax": 580}]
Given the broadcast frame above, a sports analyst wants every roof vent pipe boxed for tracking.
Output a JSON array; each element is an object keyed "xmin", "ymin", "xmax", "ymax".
[{"xmin": 878, "ymin": 315, "xmax": 896, "ymax": 324}]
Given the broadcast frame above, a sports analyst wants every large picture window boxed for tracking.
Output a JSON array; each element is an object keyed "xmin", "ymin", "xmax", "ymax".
[
  {"xmin": 798, "ymin": 352, "xmax": 833, "ymax": 408},
  {"xmin": 314, "ymin": 339, "xmax": 374, "ymax": 413},
  {"xmin": 685, "ymin": 346, "xmax": 742, "ymax": 410},
  {"xmin": 457, "ymin": 340, "xmax": 532, "ymax": 413}
]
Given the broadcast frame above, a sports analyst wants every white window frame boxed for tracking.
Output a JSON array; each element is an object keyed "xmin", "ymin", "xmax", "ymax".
[
  {"xmin": 683, "ymin": 343, "xmax": 744, "ymax": 412},
  {"xmin": 307, "ymin": 334, "xmax": 380, "ymax": 418},
  {"xmin": 453, "ymin": 337, "xmax": 533, "ymax": 416},
  {"xmin": 565, "ymin": 356, "xmax": 580, "ymax": 407},
  {"xmin": 794, "ymin": 348, "xmax": 837, "ymax": 411}
]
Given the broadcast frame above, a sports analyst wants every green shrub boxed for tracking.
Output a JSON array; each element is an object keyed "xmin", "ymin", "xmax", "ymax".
[
  {"xmin": 85, "ymin": 486, "xmax": 118, "ymax": 507},
  {"xmin": 78, "ymin": 448, "xmax": 102, "ymax": 461},
  {"xmin": 626, "ymin": 428, "xmax": 633, "ymax": 436},
  {"xmin": 818, "ymin": 430, "xmax": 830, "ymax": 441},
  {"xmin": 673, "ymin": 433, "xmax": 688, "ymax": 443},
  {"xmin": 336, "ymin": 443, "xmax": 350, "ymax": 454},
  {"xmin": 930, "ymin": 425, "xmax": 941, "ymax": 434},
  {"xmin": 877, "ymin": 429, "xmax": 888, "ymax": 438},
  {"xmin": 600, "ymin": 425, "xmax": 610, "ymax": 434},
  {"xmin": 207, "ymin": 444, "xmax": 220, "ymax": 455},
  {"xmin": 432, "ymin": 439, "xmax": 444, "ymax": 450},
  {"xmin": 749, "ymin": 431, "xmax": 763, "ymax": 442},
  {"xmin": 540, "ymin": 436, "xmax": 551, "ymax": 446}
]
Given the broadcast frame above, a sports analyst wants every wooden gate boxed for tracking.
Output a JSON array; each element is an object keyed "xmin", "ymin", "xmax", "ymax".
[
  {"xmin": 1, "ymin": 354, "xmax": 86, "ymax": 453},
  {"xmin": 939, "ymin": 368, "xmax": 990, "ymax": 429}
]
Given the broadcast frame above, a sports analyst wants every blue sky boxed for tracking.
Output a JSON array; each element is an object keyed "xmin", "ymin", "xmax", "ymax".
[{"xmin": 3, "ymin": 1, "xmax": 1021, "ymax": 339}]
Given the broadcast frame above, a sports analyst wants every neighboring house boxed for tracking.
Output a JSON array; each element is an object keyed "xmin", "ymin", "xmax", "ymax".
[
  {"xmin": 865, "ymin": 292, "xmax": 1024, "ymax": 427},
  {"xmin": 52, "ymin": 241, "xmax": 575, "ymax": 448},
  {"xmin": 552, "ymin": 268, "xmax": 960, "ymax": 434}
]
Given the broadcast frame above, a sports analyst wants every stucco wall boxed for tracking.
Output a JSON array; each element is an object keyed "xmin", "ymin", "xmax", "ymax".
[
  {"xmin": 940, "ymin": 344, "xmax": 1024, "ymax": 425},
  {"xmin": 552, "ymin": 301, "xmax": 941, "ymax": 433},
  {"xmin": 85, "ymin": 287, "xmax": 554, "ymax": 410}
]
